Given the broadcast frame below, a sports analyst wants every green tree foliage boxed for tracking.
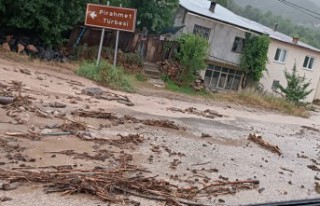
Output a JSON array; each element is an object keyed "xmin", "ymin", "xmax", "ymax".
[
  {"xmin": 215, "ymin": 0, "xmax": 230, "ymax": 7},
  {"xmin": 0, "ymin": 0, "xmax": 89, "ymax": 46},
  {"xmin": 240, "ymin": 34, "xmax": 270, "ymax": 86},
  {"xmin": 0, "ymin": 0, "xmax": 178, "ymax": 46},
  {"xmin": 177, "ymin": 34, "xmax": 208, "ymax": 85},
  {"xmin": 0, "ymin": 1, "xmax": 5, "ymax": 13},
  {"xmin": 277, "ymin": 63, "xmax": 313, "ymax": 104},
  {"xmin": 225, "ymin": 1, "xmax": 320, "ymax": 49},
  {"xmin": 129, "ymin": 0, "xmax": 179, "ymax": 33}
]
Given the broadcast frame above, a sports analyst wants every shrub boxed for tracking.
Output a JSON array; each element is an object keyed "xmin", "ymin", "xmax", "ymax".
[
  {"xmin": 135, "ymin": 73, "xmax": 148, "ymax": 81},
  {"xmin": 125, "ymin": 53, "xmax": 143, "ymax": 66},
  {"xmin": 277, "ymin": 63, "xmax": 313, "ymax": 104},
  {"xmin": 176, "ymin": 34, "xmax": 208, "ymax": 85},
  {"xmin": 76, "ymin": 60, "xmax": 134, "ymax": 93},
  {"xmin": 240, "ymin": 34, "xmax": 270, "ymax": 87}
]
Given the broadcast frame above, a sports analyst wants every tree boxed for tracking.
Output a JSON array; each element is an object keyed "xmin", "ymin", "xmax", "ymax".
[
  {"xmin": 277, "ymin": 63, "xmax": 313, "ymax": 104},
  {"xmin": 0, "ymin": 0, "xmax": 179, "ymax": 46},
  {"xmin": 176, "ymin": 34, "xmax": 208, "ymax": 85},
  {"xmin": 129, "ymin": 0, "xmax": 179, "ymax": 33},
  {"xmin": 0, "ymin": 0, "xmax": 89, "ymax": 46},
  {"xmin": 226, "ymin": 0, "xmax": 320, "ymax": 49},
  {"xmin": 0, "ymin": 1, "xmax": 5, "ymax": 13},
  {"xmin": 240, "ymin": 33, "xmax": 270, "ymax": 87},
  {"xmin": 215, "ymin": 0, "xmax": 229, "ymax": 7}
]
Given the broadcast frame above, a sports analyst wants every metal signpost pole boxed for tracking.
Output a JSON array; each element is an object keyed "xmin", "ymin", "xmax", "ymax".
[
  {"xmin": 113, "ymin": 4, "xmax": 122, "ymax": 68},
  {"xmin": 96, "ymin": 1, "xmax": 110, "ymax": 66}
]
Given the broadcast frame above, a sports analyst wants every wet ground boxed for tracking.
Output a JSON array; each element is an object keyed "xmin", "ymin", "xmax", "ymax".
[{"xmin": 0, "ymin": 57, "xmax": 320, "ymax": 206}]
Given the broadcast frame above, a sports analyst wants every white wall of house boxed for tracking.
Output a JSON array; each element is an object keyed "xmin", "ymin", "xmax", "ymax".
[{"xmin": 260, "ymin": 39, "xmax": 320, "ymax": 102}]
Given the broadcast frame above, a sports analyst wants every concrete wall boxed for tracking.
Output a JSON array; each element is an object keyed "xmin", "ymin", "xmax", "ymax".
[
  {"xmin": 175, "ymin": 11, "xmax": 248, "ymax": 66},
  {"xmin": 260, "ymin": 39, "xmax": 320, "ymax": 102}
]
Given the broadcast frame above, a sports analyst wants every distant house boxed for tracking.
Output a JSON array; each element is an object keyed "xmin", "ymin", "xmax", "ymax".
[{"xmin": 174, "ymin": 0, "xmax": 320, "ymax": 102}]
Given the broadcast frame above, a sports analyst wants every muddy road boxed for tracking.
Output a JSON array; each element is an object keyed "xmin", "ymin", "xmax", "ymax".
[{"xmin": 0, "ymin": 57, "xmax": 320, "ymax": 206}]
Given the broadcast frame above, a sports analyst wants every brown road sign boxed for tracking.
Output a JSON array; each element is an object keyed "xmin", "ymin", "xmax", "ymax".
[{"xmin": 85, "ymin": 3, "xmax": 137, "ymax": 32}]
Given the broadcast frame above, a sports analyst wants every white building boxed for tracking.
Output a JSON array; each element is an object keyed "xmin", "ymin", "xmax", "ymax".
[{"xmin": 174, "ymin": 0, "xmax": 320, "ymax": 102}]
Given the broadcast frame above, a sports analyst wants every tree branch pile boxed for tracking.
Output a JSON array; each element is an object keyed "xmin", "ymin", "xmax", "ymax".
[
  {"xmin": 167, "ymin": 107, "xmax": 223, "ymax": 119},
  {"xmin": 0, "ymin": 166, "xmax": 259, "ymax": 206}
]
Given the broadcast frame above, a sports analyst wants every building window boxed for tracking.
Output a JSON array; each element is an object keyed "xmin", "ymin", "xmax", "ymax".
[
  {"xmin": 204, "ymin": 65, "xmax": 242, "ymax": 91},
  {"xmin": 232, "ymin": 37, "xmax": 245, "ymax": 53},
  {"xmin": 274, "ymin": 48, "xmax": 287, "ymax": 63},
  {"xmin": 193, "ymin": 24, "xmax": 211, "ymax": 39},
  {"xmin": 272, "ymin": 80, "xmax": 280, "ymax": 90},
  {"xmin": 303, "ymin": 56, "xmax": 315, "ymax": 70}
]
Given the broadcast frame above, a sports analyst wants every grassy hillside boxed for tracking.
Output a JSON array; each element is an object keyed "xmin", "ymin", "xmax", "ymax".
[{"xmin": 234, "ymin": 0, "xmax": 320, "ymax": 27}]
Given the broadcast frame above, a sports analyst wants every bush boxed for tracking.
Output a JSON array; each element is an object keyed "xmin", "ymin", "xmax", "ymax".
[
  {"xmin": 164, "ymin": 78, "xmax": 207, "ymax": 95},
  {"xmin": 76, "ymin": 60, "xmax": 134, "ymax": 93},
  {"xmin": 125, "ymin": 53, "xmax": 143, "ymax": 66},
  {"xmin": 176, "ymin": 34, "xmax": 208, "ymax": 85},
  {"xmin": 135, "ymin": 73, "xmax": 148, "ymax": 82},
  {"xmin": 277, "ymin": 63, "xmax": 313, "ymax": 104}
]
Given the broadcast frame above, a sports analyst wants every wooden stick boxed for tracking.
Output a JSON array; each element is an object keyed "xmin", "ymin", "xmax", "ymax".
[
  {"xmin": 114, "ymin": 186, "xmax": 212, "ymax": 206},
  {"xmin": 191, "ymin": 162, "xmax": 211, "ymax": 167}
]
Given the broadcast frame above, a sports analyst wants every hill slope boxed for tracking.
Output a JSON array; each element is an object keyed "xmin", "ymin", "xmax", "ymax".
[{"xmin": 234, "ymin": 0, "xmax": 320, "ymax": 27}]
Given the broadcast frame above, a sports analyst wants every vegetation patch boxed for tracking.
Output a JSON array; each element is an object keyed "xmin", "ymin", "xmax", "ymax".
[
  {"xmin": 176, "ymin": 34, "xmax": 208, "ymax": 86},
  {"xmin": 217, "ymin": 89, "xmax": 309, "ymax": 117},
  {"xmin": 240, "ymin": 34, "xmax": 270, "ymax": 88},
  {"xmin": 76, "ymin": 60, "xmax": 134, "ymax": 93},
  {"xmin": 163, "ymin": 78, "xmax": 207, "ymax": 96},
  {"xmin": 135, "ymin": 73, "xmax": 148, "ymax": 82}
]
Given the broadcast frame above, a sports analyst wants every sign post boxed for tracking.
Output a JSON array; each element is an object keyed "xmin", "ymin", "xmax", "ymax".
[
  {"xmin": 96, "ymin": 2, "xmax": 109, "ymax": 66},
  {"xmin": 85, "ymin": 3, "xmax": 137, "ymax": 67},
  {"xmin": 113, "ymin": 4, "xmax": 122, "ymax": 67}
]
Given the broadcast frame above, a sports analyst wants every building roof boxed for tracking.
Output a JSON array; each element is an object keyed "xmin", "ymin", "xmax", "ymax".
[{"xmin": 180, "ymin": 0, "xmax": 320, "ymax": 53}]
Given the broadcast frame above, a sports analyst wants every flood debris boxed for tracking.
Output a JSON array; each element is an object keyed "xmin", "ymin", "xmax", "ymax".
[
  {"xmin": 315, "ymin": 182, "xmax": 320, "ymax": 194},
  {"xmin": 19, "ymin": 68, "xmax": 32, "ymax": 75},
  {"xmin": 0, "ymin": 196, "xmax": 12, "ymax": 202},
  {"xmin": 248, "ymin": 133, "xmax": 282, "ymax": 156},
  {"xmin": 301, "ymin": 126, "xmax": 320, "ymax": 132},
  {"xmin": 308, "ymin": 165, "xmax": 320, "ymax": 172},
  {"xmin": 201, "ymin": 133, "xmax": 212, "ymax": 138},
  {"xmin": 59, "ymin": 119, "xmax": 87, "ymax": 132},
  {"xmin": 47, "ymin": 150, "xmax": 114, "ymax": 162},
  {"xmin": 71, "ymin": 110, "xmax": 116, "ymax": 119},
  {"xmin": 167, "ymin": 107, "xmax": 223, "ymax": 119},
  {"xmin": 81, "ymin": 87, "xmax": 134, "ymax": 106},
  {"xmin": 142, "ymin": 119, "xmax": 181, "ymax": 130},
  {"xmin": 115, "ymin": 134, "xmax": 144, "ymax": 146},
  {"xmin": 4, "ymin": 132, "xmax": 41, "ymax": 141},
  {"xmin": 71, "ymin": 110, "xmax": 184, "ymax": 130},
  {"xmin": 280, "ymin": 167, "xmax": 294, "ymax": 173},
  {"xmin": 48, "ymin": 101, "xmax": 67, "ymax": 108},
  {"xmin": 0, "ymin": 165, "xmax": 259, "ymax": 206}
]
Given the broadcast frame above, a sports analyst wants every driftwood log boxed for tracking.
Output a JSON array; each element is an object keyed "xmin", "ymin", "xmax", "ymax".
[{"xmin": 248, "ymin": 133, "xmax": 282, "ymax": 156}]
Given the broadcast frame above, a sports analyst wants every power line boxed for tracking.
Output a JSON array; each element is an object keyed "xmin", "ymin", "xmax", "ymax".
[
  {"xmin": 280, "ymin": 0, "xmax": 320, "ymax": 17},
  {"xmin": 277, "ymin": 0, "xmax": 320, "ymax": 21},
  {"xmin": 278, "ymin": 0, "xmax": 320, "ymax": 20}
]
